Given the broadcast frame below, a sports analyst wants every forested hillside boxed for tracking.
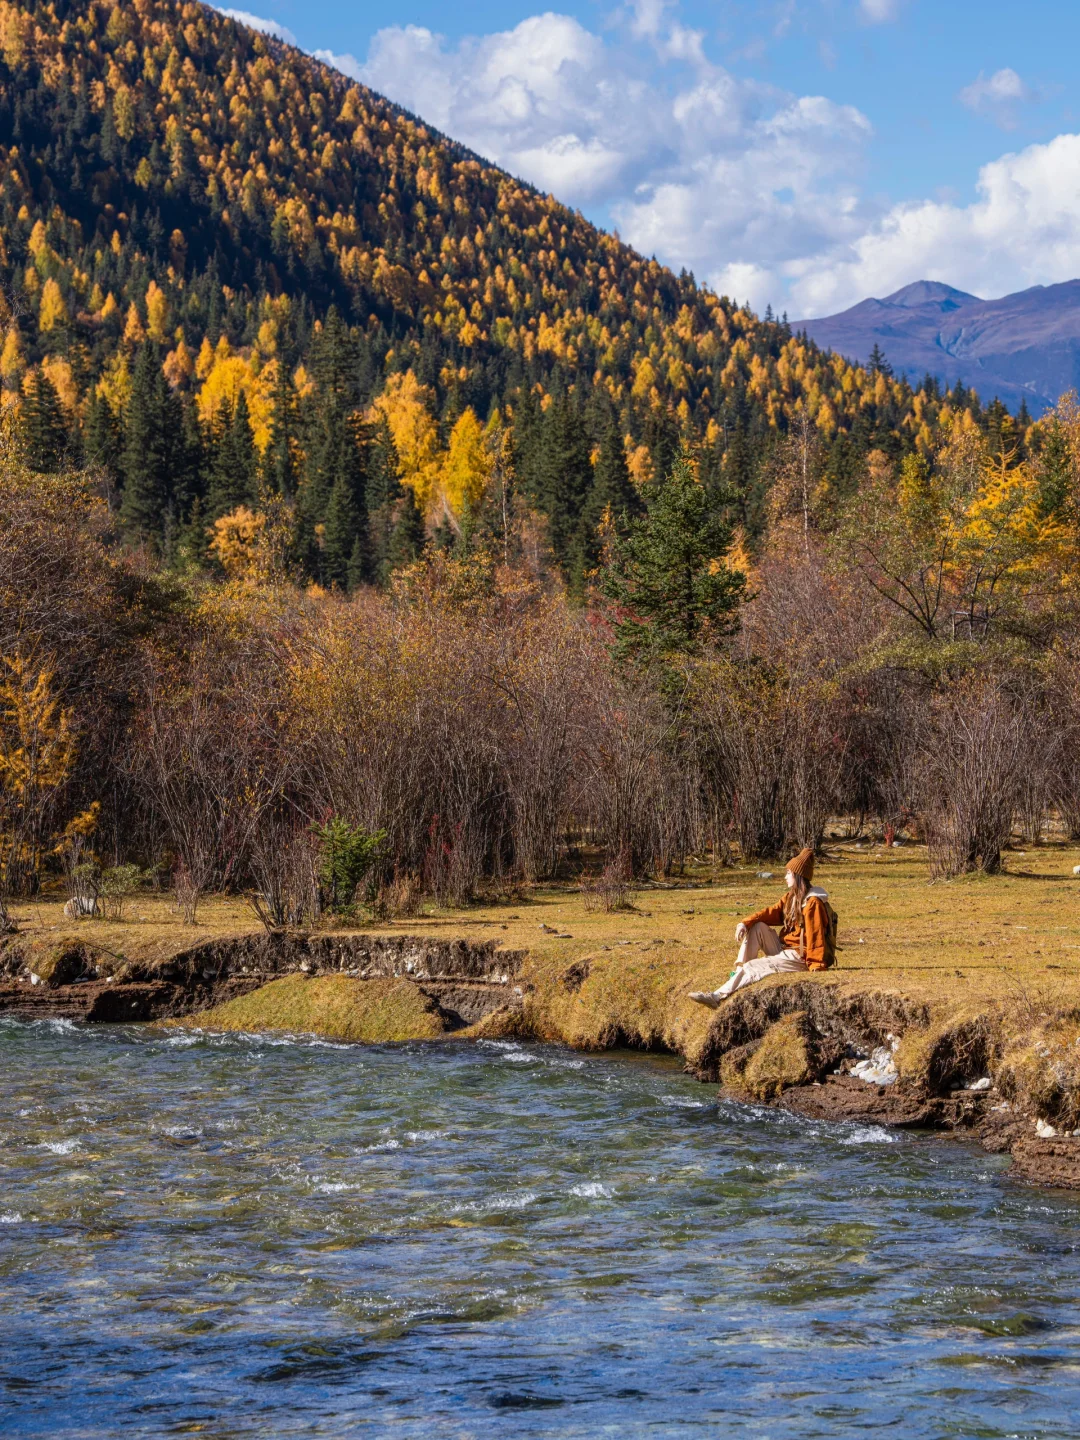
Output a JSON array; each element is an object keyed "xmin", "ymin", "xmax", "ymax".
[{"xmin": 0, "ymin": 0, "xmax": 1024, "ymax": 585}]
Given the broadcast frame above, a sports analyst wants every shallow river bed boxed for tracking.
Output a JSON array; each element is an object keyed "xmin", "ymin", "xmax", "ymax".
[{"xmin": 3, "ymin": 1017, "xmax": 1080, "ymax": 1437}]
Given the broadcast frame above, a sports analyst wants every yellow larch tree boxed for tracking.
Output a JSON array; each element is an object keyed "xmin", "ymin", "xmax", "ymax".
[
  {"xmin": 372, "ymin": 370, "xmax": 443, "ymax": 514},
  {"xmin": 442, "ymin": 407, "xmax": 492, "ymax": 515}
]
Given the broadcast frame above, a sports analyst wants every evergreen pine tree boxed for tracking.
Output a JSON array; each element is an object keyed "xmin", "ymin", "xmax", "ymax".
[
  {"xmin": 20, "ymin": 369, "xmax": 68, "ymax": 473},
  {"xmin": 295, "ymin": 381, "xmax": 367, "ymax": 583},
  {"xmin": 386, "ymin": 486, "xmax": 425, "ymax": 574},
  {"xmin": 576, "ymin": 414, "xmax": 641, "ymax": 579},
  {"xmin": 83, "ymin": 386, "xmax": 122, "ymax": 483},
  {"xmin": 536, "ymin": 393, "xmax": 592, "ymax": 578},
  {"xmin": 601, "ymin": 452, "xmax": 746, "ymax": 665},
  {"xmin": 206, "ymin": 390, "xmax": 258, "ymax": 521},
  {"xmin": 322, "ymin": 473, "xmax": 361, "ymax": 588},
  {"xmin": 121, "ymin": 344, "xmax": 174, "ymax": 544},
  {"xmin": 1037, "ymin": 422, "xmax": 1071, "ymax": 519},
  {"xmin": 868, "ymin": 342, "xmax": 893, "ymax": 377},
  {"xmin": 643, "ymin": 404, "xmax": 680, "ymax": 486},
  {"xmin": 365, "ymin": 418, "xmax": 405, "ymax": 585},
  {"xmin": 347, "ymin": 535, "xmax": 366, "ymax": 592},
  {"xmin": 263, "ymin": 361, "xmax": 298, "ymax": 495}
]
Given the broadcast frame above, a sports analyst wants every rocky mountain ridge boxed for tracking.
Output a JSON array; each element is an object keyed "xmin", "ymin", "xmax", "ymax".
[{"xmin": 798, "ymin": 278, "xmax": 1080, "ymax": 416}]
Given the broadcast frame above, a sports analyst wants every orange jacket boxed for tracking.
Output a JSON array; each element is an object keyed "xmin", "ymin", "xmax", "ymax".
[{"xmin": 743, "ymin": 890, "xmax": 831, "ymax": 971}]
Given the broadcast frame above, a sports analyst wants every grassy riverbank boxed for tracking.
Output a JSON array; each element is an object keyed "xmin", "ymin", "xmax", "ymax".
[
  {"xmin": 8, "ymin": 839, "xmax": 1080, "ymax": 1183},
  {"xmin": 10, "ymin": 838, "xmax": 1080, "ymax": 1012}
]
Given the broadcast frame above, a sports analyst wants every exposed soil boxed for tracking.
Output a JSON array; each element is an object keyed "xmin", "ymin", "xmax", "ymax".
[{"xmin": 0, "ymin": 932, "xmax": 527, "ymax": 1031}]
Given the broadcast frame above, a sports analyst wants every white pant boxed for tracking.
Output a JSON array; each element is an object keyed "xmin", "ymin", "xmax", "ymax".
[{"xmin": 715, "ymin": 919, "xmax": 808, "ymax": 996}]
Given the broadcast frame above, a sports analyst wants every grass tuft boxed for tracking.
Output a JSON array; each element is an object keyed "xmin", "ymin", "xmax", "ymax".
[{"xmin": 170, "ymin": 974, "xmax": 446, "ymax": 1043}]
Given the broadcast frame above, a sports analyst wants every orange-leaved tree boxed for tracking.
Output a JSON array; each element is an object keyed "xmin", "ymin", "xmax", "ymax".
[{"xmin": 0, "ymin": 654, "xmax": 77, "ymax": 919}]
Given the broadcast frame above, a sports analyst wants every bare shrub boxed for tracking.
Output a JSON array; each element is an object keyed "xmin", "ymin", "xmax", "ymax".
[
  {"xmin": 576, "ymin": 660, "xmax": 698, "ymax": 877},
  {"xmin": 132, "ymin": 631, "xmax": 292, "ymax": 924},
  {"xmin": 1047, "ymin": 645, "xmax": 1080, "ymax": 840},
  {"xmin": 288, "ymin": 588, "xmax": 485, "ymax": 903},
  {"xmin": 690, "ymin": 656, "xmax": 848, "ymax": 861},
  {"xmin": 248, "ymin": 819, "xmax": 318, "ymax": 932},
  {"xmin": 373, "ymin": 869, "xmax": 423, "ymax": 920},
  {"xmin": 919, "ymin": 676, "xmax": 1035, "ymax": 878},
  {"xmin": 491, "ymin": 597, "xmax": 589, "ymax": 881},
  {"xmin": 689, "ymin": 550, "xmax": 863, "ymax": 860},
  {"xmin": 582, "ymin": 849, "xmax": 637, "ymax": 912}
]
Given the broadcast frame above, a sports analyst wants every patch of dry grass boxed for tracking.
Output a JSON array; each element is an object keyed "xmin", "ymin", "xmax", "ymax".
[{"xmin": 171, "ymin": 974, "xmax": 446, "ymax": 1043}]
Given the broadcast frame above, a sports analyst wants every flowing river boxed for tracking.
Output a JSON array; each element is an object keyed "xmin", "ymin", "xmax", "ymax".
[{"xmin": 3, "ymin": 1018, "xmax": 1080, "ymax": 1438}]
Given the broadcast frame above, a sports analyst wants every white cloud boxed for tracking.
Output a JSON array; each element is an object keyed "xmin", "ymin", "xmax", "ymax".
[
  {"xmin": 350, "ymin": 16, "xmax": 658, "ymax": 205},
  {"xmin": 346, "ymin": 12, "xmax": 874, "ymax": 313},
  {"xmin": 789, "ymin": 132, "xmax": 1080, "ymax": 314},
  {"xmin": 215, "ymin": 8, "xmax": 296, "ymax": 45},
  {"xmin": 959, "ymin": 67, "xmax": 1034, "ymax": 128},
  {"xmin": 858, "ymin": 0, "xmax": 902, "ymax": 21}
]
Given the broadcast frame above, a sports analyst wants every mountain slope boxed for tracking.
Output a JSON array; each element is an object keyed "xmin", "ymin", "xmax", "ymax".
[
  {"xmin": 0, "ymin": 0, "xmax": 995, "ymax": 579},
  {"xmin": 797, "ymin": 280, "xmax": 1080, "ymax": 416}
]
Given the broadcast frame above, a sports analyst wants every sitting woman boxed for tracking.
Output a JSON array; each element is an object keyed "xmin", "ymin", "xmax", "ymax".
[{"xmin": 689, "ymin": 848, "xmax": 832, "ymax": 1008}]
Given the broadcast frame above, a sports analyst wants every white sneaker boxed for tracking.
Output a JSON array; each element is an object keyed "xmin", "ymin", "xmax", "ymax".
[{"xmin": 688, "ymin": 991, "xmax": 723, "ymax": 1008}]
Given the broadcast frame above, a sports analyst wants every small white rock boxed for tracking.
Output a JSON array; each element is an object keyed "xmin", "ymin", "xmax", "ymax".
[
  {"xmin": 891, "ymin": 841, "xmax": 901, "ymax": 848},
  {"xmin": 756, "ymin": 871, "xmax": 774, "ymax": 880},
  {"xmin": 851, "ymin": 1047, "xmax": 899, "ymax": 1086},
  {"xmin": 1073, "ymin": 865, "xmax": 1080, "ymax": 876},
  {"xmin": 967, "ymin": 1077, "xmax": 992, "ymax": 1092},
  {"xmin": 1035, "ymin": 1119, "xmax": 1058, "ymax": 1138}
]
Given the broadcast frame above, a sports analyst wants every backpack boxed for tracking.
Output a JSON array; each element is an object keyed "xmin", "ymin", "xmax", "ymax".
[
  {"xmin": 800, "ymin": 895, "xmax": 840, "ymax": 969},
  {"xmin": 821, "ymin": 900, "xmax": 840, "ymax": 969}
]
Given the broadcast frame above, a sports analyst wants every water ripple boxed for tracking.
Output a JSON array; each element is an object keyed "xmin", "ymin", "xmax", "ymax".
[{"xmin": 1, "ymin": 1022, "xmax": 1079, "ymax": 1438}]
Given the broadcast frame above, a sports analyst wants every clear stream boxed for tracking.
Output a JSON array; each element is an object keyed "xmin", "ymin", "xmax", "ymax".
[{"xmin": 3, "ymin": 1019, "xmax": 1080, "ymax": 1439}]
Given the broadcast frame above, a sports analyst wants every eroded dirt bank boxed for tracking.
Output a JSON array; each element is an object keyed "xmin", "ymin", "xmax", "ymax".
[
  {"xmin": 0, "ymin": 931, "xmax": 527, "ymax": 1030},
  {"xmin": 3, "ymin": 929, "xmax": 1078, "ymax": 1190}
]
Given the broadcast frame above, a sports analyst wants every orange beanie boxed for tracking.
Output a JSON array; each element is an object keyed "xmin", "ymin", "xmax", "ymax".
[{"xmin": 785, "ymin": 847, "xmax": 815, "ymax": 882}]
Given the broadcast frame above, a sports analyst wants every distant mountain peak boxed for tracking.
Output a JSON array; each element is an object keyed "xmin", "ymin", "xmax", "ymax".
[
  {"xmin": 882, "ymin": 280, "xmax": 981, "ymax": 309},
  {"xmin": 797, "ymin": 277, "xmax": 1080, "ymax": 416}
]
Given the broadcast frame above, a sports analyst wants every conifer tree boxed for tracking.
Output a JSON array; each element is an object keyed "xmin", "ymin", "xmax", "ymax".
[
  {"xmin": 365, "ymin": 418, "xmax": 406, "ymax": 585},
  {"xmin": 1037, "ymin": 421, "xmax": 1071, "ymax": 519},
  {"xmin": 536, "ymin": 394, "xmax": 592, "ymax": 578},
  {"xmin": 121, "ymin": 344, "xmax": 175, "ymax": 544},
  {"xmin": 263, "ymin": 362, "xmax": 298, "ymax": 496},
  {"xmin": 577, "ymin": 414, "xmax": 642, "ymax": 577},
  {"xmin": 83, "ymin": 387, "xmax": 122, "ymax": 484},
  {"xmin": 295, "ymin": 374, "xmax": 367, "ymax": 582},
  {"xmin": 602, "ymin": 452, "xmax": 746, "ymax": 665},
  {"xmin": 386, "ymin": 486, "xmax": 425, "ymax": 574},
  {"xmin": 322, "ymin": 473, "xmax": 361, "ymax": 589},
  {"xmin": 206, "ymin": 391, "xmax": 258, "ymax": 521},
  {"xmin": 20, "ymin": 369, "xmax": 68, "ymax": 473}
]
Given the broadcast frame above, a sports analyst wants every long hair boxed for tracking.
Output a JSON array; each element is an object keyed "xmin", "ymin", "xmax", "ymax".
[{"xmin": 783, "ymin": 872, "xmax": 809, "ymax": 930}]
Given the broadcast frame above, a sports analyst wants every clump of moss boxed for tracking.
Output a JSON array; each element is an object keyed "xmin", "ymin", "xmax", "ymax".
[{"xmin": 174, "ymin": 974, "xmax": 446, "ymax": 1043}]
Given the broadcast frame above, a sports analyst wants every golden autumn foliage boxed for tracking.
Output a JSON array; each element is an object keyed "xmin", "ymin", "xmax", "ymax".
[
  {"xmin": 0, "ymin": 0, "xmax": 975, "ymax": 475},
  {"xmin": 442, "ymin": 408, "xmax": 493, "ymax": 517},
  {"xmin": 372, "ymin": 371, "xmax": 443, "ymax": 514},
  {"xmin": 0, "ymin": 653, "xmax": 77, "ymax": 887}
]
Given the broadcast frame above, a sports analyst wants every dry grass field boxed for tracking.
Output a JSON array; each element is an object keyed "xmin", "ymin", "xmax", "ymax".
[{"xmin": 10, "ymin": 839, "xmax": 1080, "ymax": 1019}]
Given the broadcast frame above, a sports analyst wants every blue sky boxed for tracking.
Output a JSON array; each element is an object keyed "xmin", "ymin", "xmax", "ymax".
[{"xmin": 219, "ymin": 1, "xmax": 1080, "ymax": 317}]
